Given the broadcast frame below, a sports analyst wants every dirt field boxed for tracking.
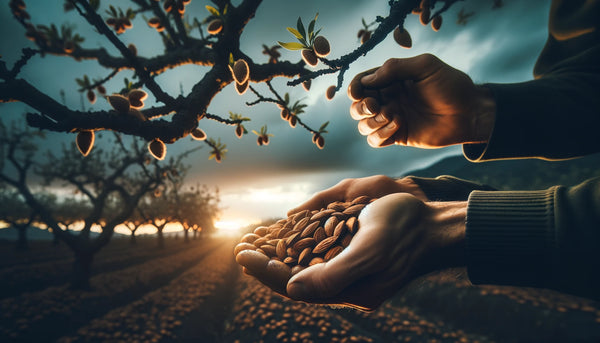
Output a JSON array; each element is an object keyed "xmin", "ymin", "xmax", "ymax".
[{"xmin": 1, "ymin": 236, "xmax": 599, "ymax": 342}]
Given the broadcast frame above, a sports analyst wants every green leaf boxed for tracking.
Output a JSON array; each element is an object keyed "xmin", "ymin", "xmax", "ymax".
[
  {"xmin": 229, "ymin": 53, "xmax": 234, "ymax": 66},
  {"xmin": 277, "ymin": 41, "xmax": 305, "ymax": 51},
  {"xmin": 286, "ymin": 27, "xmax": 303, "ymax": 40},
  {"xmin": 307, "ymin": 13, "xmax": 318, "ymax": 37},
  {"xmin": 296, "ymin": 17, "xmax": 306, "ymax": 39},
  {"xmin": 319, "ymin": 121, "xmax": 329, "ymax": 132},
  {"xmin": 205, "ymin": 5, "xmax": 220, "ymax": 17},
  {"xmin": 362, "ymin": 18, "xmax": 367, "ymax": 28},
  {"xmin": 284, "ymin": 93, "xmax": 290, "ymax": 104},
  {"xmin": 223, "ymin": 4, "xmax": 228, "ymax": 15}
]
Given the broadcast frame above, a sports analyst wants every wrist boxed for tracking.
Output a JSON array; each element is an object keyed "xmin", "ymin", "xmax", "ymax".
[
  {"xmin": 468, "ymin": 86, "xmax": 496, "ymax": 144},
  {"xmin": 427, "ymin": 201, "xmax": 467, "ymax": 269}
]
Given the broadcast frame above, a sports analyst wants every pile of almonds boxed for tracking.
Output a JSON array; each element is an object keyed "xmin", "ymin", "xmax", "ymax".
[{"xmin": 235, "ymin": 195, "xmax": 373, "ymax": 275}]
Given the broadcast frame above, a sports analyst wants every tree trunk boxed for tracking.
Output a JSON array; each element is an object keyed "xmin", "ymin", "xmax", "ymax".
[
  {"xmin": 184, "ymin": 228, "xmax": 189, "ymax": 242},
  {"xmin": 71, "ymin": 251, "xmax": 94, "ymax": 290},
  {"xmin": 193, "ymin": 229, "xmax": 197, "ymax": 240},
  {"xmin": 16, "ymin": 225, "xmax": 28, "ymax": 251},
  {"xmin": 130, "ymin": 230, "xmax": 137, "ymax": 245},
  {"xmin": 157, "ymin": 228, "xmax": 164, "ymax": 248}
]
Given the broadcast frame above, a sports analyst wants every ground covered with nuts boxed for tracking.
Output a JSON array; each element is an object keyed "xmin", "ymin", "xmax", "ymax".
[{"xmin": 2, "ymin": 234, "xmax": 600, "ymax": 342}]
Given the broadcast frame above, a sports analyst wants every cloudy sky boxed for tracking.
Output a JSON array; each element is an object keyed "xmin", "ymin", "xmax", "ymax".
[{"xmin": 0, "ymin": 0, "xmax": 551, "ymax": 230}]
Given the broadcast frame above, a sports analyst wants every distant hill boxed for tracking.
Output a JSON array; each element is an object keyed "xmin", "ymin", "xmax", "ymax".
[{"xmin": 404, "ymin": 153, "xmax": 600, "ymax": 191}]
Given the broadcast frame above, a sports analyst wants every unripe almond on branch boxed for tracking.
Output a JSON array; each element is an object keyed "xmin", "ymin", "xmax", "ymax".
[
  {"xmin": 326, "ymin": 85, "xmax": 336, "ymax": 100},
  {"xmin": 232, "ymin": 59, "xmax": 250, "ymax": 84},
  {"xmin": 301, "ymin": 49, "xmax": 318, "ymax": 67},
  {"xmin": 316, "ymin": 135, "xmax": 325, "ymax": 149},
  {"xmin": 262, "ymin": 135, "xmax": 270, "ymax": 145},
  {"xmin": 128, "ymin": 89, "xmax": 148, "ymax": 109},
  {"xmin": 207, "ymin": 19, "xmax": 223, "ymax": 35},
  {"xmin": 123, "ymin": 19, "xmax": 133, "ymax": 30},
  {"xmin": 280, "ymin": 108, "xmax": 290, "ymax": 121},
  {"xmin": 313, "ymin": 36, "xmax": 330, "ymax": 58},
  {"xmin": 108, "ymin": 94, "xmax": 130, "ymax": 113},
  {"xmin": 257, "ymin": 136, "xmax": 264, "ymax": 146},
  {"xmin": 235, "ymin": 80, "xmax": 249, "ymax": 95},
  {"xmin": 63, "ymin": 41, "xmax": 75, "ymax": 54},
  {"xmin": 302, "ymin": 80, "xmax": 311, "ymax": 92},
  {"xmin": 76, "ymin": 130, "xmax": 94, "ymax": 157},
  {"xmin": 128, "ymin": 43, "xmax": 137, "ymax": 56},
  {"xmin": 393, "ymin": 27, "xmax": 412, "ymax": 48},
  {"xmin": 431, "ymin": 15, "xmax": 442, "ymax": 31},
  {"xmin": 97, "ymin": 85, "xmax": 106, "ymax": 95},
  {"xmin": 235, "ymin": 125, "xmax": 244, "ymax": 138},
  {"xmin": 360, "ymin": 31, "xmax": 371, "ymax": 44},
  {"xmin": 148, "ymin": 17, "xmax": 161, "ymax": 28},
  {"xmin": 420, "ymin": 7, "xmax": 430, "ymax": 25},
  {"xmin": 87, "ymin": 90, "xmax": 96, "ymax": 104},
  {"xmin": 191, "ymin": 128, "xmax": 207, "ymax": 141},
  {"xmin": 148, "ymin": 139, "xmax": 166, "ymax": 160},
  {"xmin": 289, "ymin": 116, "xmax": 297, "ymax": 128},
  {"xmin": 128, "ymin": 109, "xmax": 146, "ymax": 121}
]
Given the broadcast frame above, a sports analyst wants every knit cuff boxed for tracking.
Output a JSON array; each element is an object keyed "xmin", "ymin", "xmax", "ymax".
[{"xmin": 466, "ymin": 188, "xmax": 557, "ymax": 287}]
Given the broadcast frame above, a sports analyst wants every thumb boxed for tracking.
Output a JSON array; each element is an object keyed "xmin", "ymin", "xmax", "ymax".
[{"xmin": 361, "ymin": 54, "xmax": 442, "ymax": 88}]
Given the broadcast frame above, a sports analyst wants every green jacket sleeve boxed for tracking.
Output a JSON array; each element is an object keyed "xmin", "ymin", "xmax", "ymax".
[{"xmin": 466, "ymin": 176, "xmax": 600, "ymax": 300}]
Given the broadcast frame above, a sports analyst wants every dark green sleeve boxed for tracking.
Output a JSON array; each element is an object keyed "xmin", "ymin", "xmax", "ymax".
[{"xmin": 466, "ymin": 176, "xmax": 600, "ymax": 300}]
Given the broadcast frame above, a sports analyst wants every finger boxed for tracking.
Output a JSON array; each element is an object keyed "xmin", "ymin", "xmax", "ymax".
[
  {"xmin": 366, "ymin": 118, "xmax": 400, "ymax": 148},
  {"xmin": 287, "ymin": 189, "xmax": 338, "ymax": 216},
  {"xmin": 361, "ymin": 55, "xmax": 442, "ymax": 89},
  {"xmin": 357, "ymin": 113, "xmax": 390, "ymax": 136},
  {"xmin": 349, "ymin": 97, "xmax": 381, "ymax": 121},
  {"xmin": 286, "ymin": 242, "xmax": 377, "ymax": 301},
  {"xmin": 347, "ymin": 67, "xmax": 379, "ymax": 101},
  {"xmin": 237, "ymin": 250, "xmax": 291, "ymax": 294}
]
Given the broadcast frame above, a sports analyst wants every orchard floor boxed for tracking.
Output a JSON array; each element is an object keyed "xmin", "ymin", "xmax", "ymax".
[{"xmin": 1, "ymin": 236, "xmax": 599, "ymax": 343}]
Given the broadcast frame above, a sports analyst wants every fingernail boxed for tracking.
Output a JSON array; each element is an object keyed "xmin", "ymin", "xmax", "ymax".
[
  {"xmin": 287, "ymin": 281, "xmax": 308, "ymax": 299},
  {"xmin": 361, "ymin": 102, "xmax": 372, "ymax": 115},
  {"xmin": 386, "ymin": 121, "xmax": 397, "ymax": 130},
  {"xmin": 361, "ymin": 74, "xmax": 375, "ymax": 84},
  {"xmin": 374, "ymin": 114, "xmax": 386, "ymax": 123}
]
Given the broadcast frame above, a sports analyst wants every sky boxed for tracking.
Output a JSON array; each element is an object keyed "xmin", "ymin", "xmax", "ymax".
[{"xmin": 0, "ymin": 0, "xmax": 551, "ymax": 231}]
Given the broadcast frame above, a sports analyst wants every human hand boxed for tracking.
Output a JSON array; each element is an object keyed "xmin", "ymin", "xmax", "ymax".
[
  {"xmin": 348, "ymin": 54, "xmax": 496, "ymax": 148},
  {"xmin": 286, "ymin": 175, "xmax": 427, "ymax": 216},
  {"xmin": 286, "ymin": 193, "xmax": 467, "ymax": 311}
]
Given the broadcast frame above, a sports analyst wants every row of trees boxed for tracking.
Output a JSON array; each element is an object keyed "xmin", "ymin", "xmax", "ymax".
[{"xmin": 0, "ymin": 119, "xmax": 220, "ymax": 289}]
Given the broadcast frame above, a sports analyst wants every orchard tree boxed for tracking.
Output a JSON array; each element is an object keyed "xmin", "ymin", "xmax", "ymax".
[
  {"xmin": 0, "ymin": 188, "xmax": 36, "ymax": 250},
  {"xmin": 1, "ymin": 0, "xmax": 470, "ymax": 161},
  {"xmin": 124, "ymin": 209, "xmax": 148, "ymax": 244},
  {"xmin": 173, "ymin": 183, "xmax": 220, "ymax": 241},
  {"xmin": 0, "ymin": 120, "xmax": 195, "ymax": 289}
]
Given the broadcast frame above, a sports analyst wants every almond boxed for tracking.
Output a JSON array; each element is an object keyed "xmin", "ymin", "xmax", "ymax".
[
  {"xmin": 235, "ymin": 125, "xmax": 244, "ymax": 138},
  {"xmin": 234, "ymin": 242, "xmax": 256, "ymax": 255},
  {"xmin": 254, "ymin": 226, "xmax": 268, "ymax": 236},
  {"xmin": 313, "ymin": 236, "xmax": 337, "ymax": 255},
  {"xmin": 360, "ymin": 31, "xmax": 371, "ymax": 44},
  {"xmin": 298, "ymin": 247, "xmax": 312, "ymax": 266},
  {"xmin": 351, "ymin": 195, "xmax": 371, "ymax": 205},
  {"xmin": 313, "ymin": 227, "xmax": 327, "ymax": 242},
  {"xmin": 309, "ymin": 257, "xmax": 324, "ymax": 266},
  {"xmin": 207, "ymin": 19, "xmax": 223, "ymax": 35},
  {"xmin": 108, "ymin": 94, "xmax": 130, "ymax": 113},
  {"xmin": 324, "ymin": 245, "xmax": 344, "ymax": 261},
  {"xmin": 276, "ymin": 239, "xmax": 287, "ymax": 260},
  {"xmin": 235, "ymin": 79, "xmax": 249, "ymax": 95},
  {"xmin": 253, "ymin": 237, "xmax": 269, "ymax": 248},
  {"xmin": 301, "ymin": 49, "xmax": 318, "ymax": 67},
  {"xmin": 327, "ymin": 202, "xmax": 346, "ymax": 211},
  {"xmin": 293, "ymin": 217, "xmax": 310, "ymax": 232},
  {"xmin": 316, "ymin": 135, "xmax": 325, "ymax": 149},
  {"xmin": 310, "ymin": 208, "xmax": 335, "ymax": 222},
  {"xmin": 313, "ymin": 36, "xmax": 330, "ymax": 57},
  {"xmin": 76, "ymin": 130, "xmax": 94, "ymax": 157},
  {"xmin": 261, "ymin": 245, "xmax": 277, "ymax": 257},
  {"xmin": 148, "ymin": 139, "xmax": 166, "ymax": 160},
  {"xmin": 148, "ymin": 17, "xmax": 161, "ymax": 28},
  {"xmin": 283, "ymin": 256, "xmax": 297, "ymax": 264},
  {"xmin": 393, "ymin": 27, "xmax": 412, "ymax": 48},
  {"xmin": 128, "ymin": 89, "xmax": 148, "ymax": 109},
  {"xmin": 341, "ymin": 234, "xmax": 353, "ymax": 248},
  {"xmin": 431, "ymin": 15, "xmax": 442, "ymax": 32},
  {"xmin": 257, "ymin": 136, "xmax": 264, "ymax": 146},
  {"xmin": 288, "ymin": 116, "xmax": 297, "ymax": 128},
  {"xmin": 280, "ymin": 108, "xmax": 290, "ymax": 120},
  {"xmin": 293, "ymin": 237, "xmax": 316, "ymax": 251},
  {"xmin": 302, "ymin": 80, "xmax": 311, "ymax": 91},
  {"xmin": 343, "ymin": 204, "xmax": 366, "ymax": 216},
  {"xmin": 323, "ymin": 216, "xmax": 339, "ymax": 237},
  {"xmin": 420, "ymin": 7, "xmax": 430, "ymax": 25},
  {"xmin": 326, "ymin": 85, "xmax": 336, "ymax": 100},
  {"xmin": 191, "ymin": 128, "xmax": 207, "ymax": 141},
  {"xmin": 233, "ymin": 59, "xmax": 250, "ymax": 84},
  {"xmin": 86, "ymin": 90, "xmax": 96, "ymax": 104},
  {"xmin": 333, "ymin": 220, "xmax": 347, "ymax": 238},
  {"xmin": 300, "ymin": 221, "xmax": 320, "ymax": 238},
  {"xmin": 241, "ymin": 233, "xmax": 260, "ymax": 243},
  {"xmin": 345, "ymin": 216, "xmax": 358, "ymax": 234}
]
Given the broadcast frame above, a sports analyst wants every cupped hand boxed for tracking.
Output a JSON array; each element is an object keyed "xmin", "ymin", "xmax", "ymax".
[
  {"xmin": 348, "ymin": 54, "xmax": 495, "ymax": 148},
  {"xmin": 286, "ymin": 175, "xmax": 427, "ymax": 216}
]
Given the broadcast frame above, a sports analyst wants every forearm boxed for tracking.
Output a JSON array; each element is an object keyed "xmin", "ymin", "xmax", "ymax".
[{"xmin": 466, "ymin": 176, "xmax": 600, "ymax": 299}]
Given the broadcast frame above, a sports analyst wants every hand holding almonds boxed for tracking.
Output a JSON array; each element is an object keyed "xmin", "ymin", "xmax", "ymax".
[{"xmin": 235, "ymin": 196, "xmax": 374, "ymax": 295}]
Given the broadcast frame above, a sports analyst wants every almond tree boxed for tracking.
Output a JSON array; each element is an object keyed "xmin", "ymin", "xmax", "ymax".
[
  {"xmin": 1, "ymin": 0, "xmax": 466, "ymax": 161},
  {"xmin": 0, "ymin": 189, "xmax": 36, "ymax": 250},
  {"xmin": 0, "ymin": 120, "xmax": 194, "ymax": 289},
  {"xmin": 172, "ymin": 183, "xmax": 220, "ymax": 241}
]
